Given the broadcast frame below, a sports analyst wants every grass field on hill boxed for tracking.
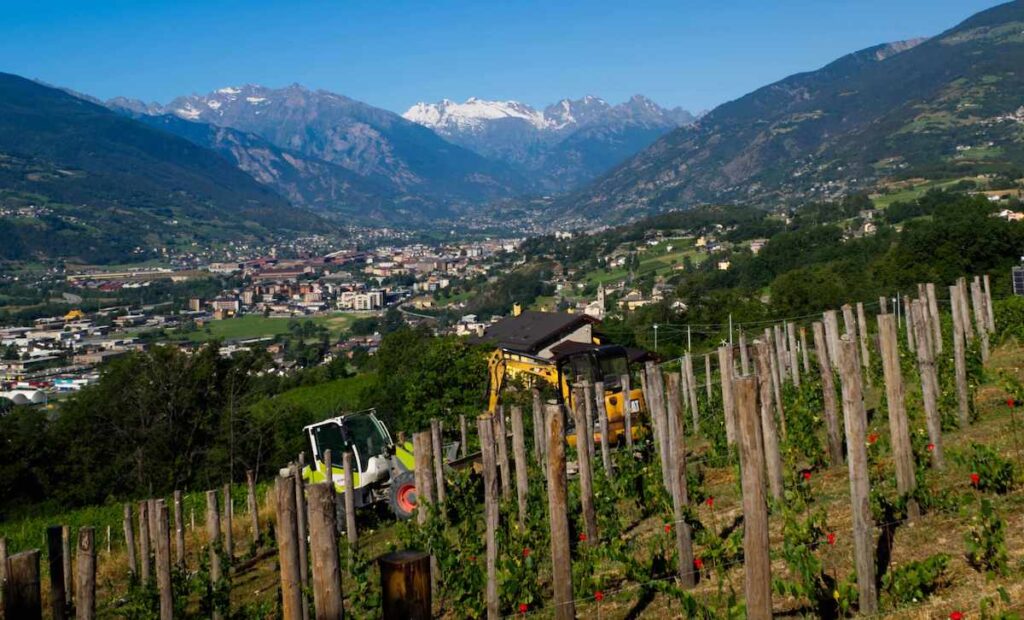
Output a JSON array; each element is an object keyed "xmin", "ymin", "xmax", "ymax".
[{"xmin": 167, "ymin": 312, "xmax": 359, "ymax": 343}]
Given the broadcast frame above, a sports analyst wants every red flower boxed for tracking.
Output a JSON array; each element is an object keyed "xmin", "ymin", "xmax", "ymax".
[
  {"xmin": 949, "ymin": 612, "xmax": 963, "ymax": 620},
  {"xmin": 468, "ymin": 555, "xmax": 476, "ymax": 562},
  {"xmin": 693, "ymin": 557, "xmax": 704, "ymax": 570},
  {"xmin": 519, "ymin": 603, "xmax": 528, "ymax": 614},
  {"xmin": 970, "ymin": 472, "xmax": 980, "ymax": 487},
  {"xmin": 927, "ymin": 443, "xmax": 935, "ymax": 452},
  {"xmin": 802, "ymin": 471, "xmax": 812, "ymax": 482},
  {"xmin": 706, "ymin": 496, "xmax": 714, "ymax": 508},
  {"xmin": 1007, "ymin": 399, "xmax": 1015, "ymax": 407},
  {"xmin": 578, "ymin": 532, "xmax": 587, "ymax": 542},
  {"xmin": 664, "ymin": 524, "xmax": 672, "ymax": 533},
  {"xmin": 522, "ymin": 547, "xmax": 531, "ymax": 558},
  {"xmin": 826, "ymin": 532, "xmax": 836, "ymax": 546},
  {"xmin": 594, "ymin": 591, "xmax": 604, "ymax": 602},
  {"xmin": 867, "ymin": 433, "xmax": 879, "ymax": 445}
]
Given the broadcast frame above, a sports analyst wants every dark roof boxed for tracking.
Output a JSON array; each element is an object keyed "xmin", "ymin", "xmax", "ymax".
[{"xmin": 476, "ymin": 311, "xmax": 593, "ymax": 355}]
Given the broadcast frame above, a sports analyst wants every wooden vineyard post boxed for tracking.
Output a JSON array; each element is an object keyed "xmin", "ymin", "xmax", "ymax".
[
  {"xmin": 645, "ymin": 362, "xmax": 671, "ymax": 486},
  {"xmin": 532, "ymin": 387, "xmax": 546, "ymax": 460},
  {"xmin": 511, "ymin": 405, "xmax": 531, "ymax": 529},
  {"xmin": 754, "ymin": 342, "xmax": 784, "ymax": 501},
  {"xmin": 971, "ymin": 279, "xmax": 991, "ymax": 362},
  {"xmin": 739, "ymin": 330, "xmax": 750, "ymax": 375},
  {"xmin": 412, "ymin": 431, "xmax": 435, "ymax": 523},
  {"xmin": 138, "ymin": 501, "xmax": 151, "ymax": 585},
  {"xmin": 342, "ymin": 452, "xmax": 358, "ymax": 546},
  {"xmin": 545, "ymin": 402, "xmax": 575, "ymax": 620},
  {"xmin": 174, "ymin": 490, "xmax": 186, "ymax": 568},
  {"xmin": 949, "ymin": 286, "xmax": 970, "ymax": 427},
  {"xmin": 984, "ymin": 274, "xmax": 995, "ymax": 332},
  {"xmin": 494, "ymin": 410, "xmax": 511, "ymax": 501},
  {"xmin": 291, "ymin": 460, "xmax": 309, "ymax": 608},
  {"xmin": 685, "ymin": 354, "xmax": 700, "ymax": 431},
  {"xmin": 823, "ymin": 309, "xmax": 841, "ymax": 370},
  {"xmin": 799, "ymin": 327, "xmax": 810, "ymax": 374},
  {"xmin": 4, "ymin": 550, "xmax": 41, "ymax": 620},
  {"xmin": 912, "ymin": 299, "xmax": 945, "ymax": 468},
  {"xmin": 773, "ymin": 324, "xmax": 787, "ymax": 385},
  {"xmin": 460, "ymin": 414, "xmax": 469, "ymax": 459},
  {"xmin": 621, "ymin": 373, "xmax": 634, "ymax": 448},
  {"xmin": 155, "ymin": 503, "xmax": 172, "ymax": 620},
  {"xmin": 837, "ymin": 337, "xmax": 878, "ymax": 613},
  {"xmin": 76, "ymin": 527, "xmax": 96, "ymax": 620},
  {"xmin": 148, "ymin": 499, "xmax": 158, "ymax": 575},
  {"xmin": 717, "ymin": 346, "xmax": 737, "ymax": 445},
  {"xmin": 430, "ymin": 419, "xmax": 446, "ymax": 510},
  {"xmin": 958, "ymin": 277, "xmax": 974, "ymax": 345},
  {"xmin": 878, "ymin": 314, "xmax": 919, "ymax": 519},
  {"xmin": 46, "ymin": 526, "xmax": 67, "ymax": 620},
  {"xmin": 593, "ymin": 381, "xmax": 613, "ymax": 474},
  {"xmin": 477, "ymin": 415, "xmax": 499, "ymax": 620},
  {"xmin": 903, "ymin": 295, "xmax": 915, "ymax": 351},
  {"xmin": 0, "ymin": 535, "xmax": 6, "ymax": 617},
  {"xmin": 245, "ymin": 473, "xmax": 259, "ymax": 549},
  {"xmin": 572, "ymin": 385, "xmax": 599, "ymax": 545},
  {"xmin": 379, "ymin": 552, "xmax": 431, "ymax": 620},
  {"xmin": 879, "ymin": 296, "xmax": 888, "ymax": 314},
  {"xmin": 664, "ymin": 373, "xmax": 683, "ymax": 506},
  {"xmin": 122, "ymin": 504, "xmax": 137, "ymax": 579},
  {"xmin": 667, "ymin": 374, "xmax": 696, "ymax": 589},
  {"xmin": 787, "ymin": 321, "xmax": 800, "ymax": 386},
  {"xmin": 205, "ymin": 490, "xmax": 223, "ymax": 620},
  {"xmin": 856, "ymin": 302, "xmax": 871, "ymax": 383},
  {"xmin": 275, "ymin": 476, "xmax": 303, "ymax": 620},
  {"xmin": 222, "ymin": 484, "xmax": 234, "ymax": 563},
  {"xmin": 704, "ymin": 354, "xmax": 713, "ymax": 402},
  {"xmin": 812, "ymin": 321, "xmax": 844, "ymax": 465},
  {"xmin": 734, "ymin": 375, "xmax": 772, "ymax": 619},
  {"xmin": 307, "ymin": 484, "xmax": 343, "ymax": 620},
  {"xmin": 764, "ymin": 328, "xmax": 785, "ymax": 434},
  {"xmin": 582, "ymin": 381, "xmax": 596, "ymax": 464},
  {"xmin": 61, "ymin": 525, "xmax": 72, "ymax": 612},
  {"xmin": 926, "ymin": 283, "xmax": 942, "ymax": 354}
]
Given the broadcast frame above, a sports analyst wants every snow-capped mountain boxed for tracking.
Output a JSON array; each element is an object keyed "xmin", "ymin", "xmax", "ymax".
[{"xmin": 402, "ymin": 94, "xmax": 696, "ymax": 190}]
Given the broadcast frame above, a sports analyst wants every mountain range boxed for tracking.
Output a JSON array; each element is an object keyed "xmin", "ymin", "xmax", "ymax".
[
  {"xmin": 403, "ymin": 95, "xmax": 696, "ymax": 190},
  {"xmin": 558, "ymin": 1, "xmax": 1024, "ymax": 222}
]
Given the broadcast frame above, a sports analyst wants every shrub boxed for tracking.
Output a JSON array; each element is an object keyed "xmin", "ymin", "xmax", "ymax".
[
  {"xmin": 954, "ymin": 443, "xmax": 1015, "ymax": 494},
  {"xmin": 964, "ymin": 498, "xmax": 1009, "ymax": 576},
  {"xmin": 882, "ymin": 553, "xmax": 949, "ymax": 606}
]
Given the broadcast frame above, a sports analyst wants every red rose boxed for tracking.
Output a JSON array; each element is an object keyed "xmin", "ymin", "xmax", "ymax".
[
  {"xmin": 664, "ymin": 524, "xmax": 672, "ymax": 533},
  {"xmin": 1008, "ymin": 399, "xmax": 1015, "ymax": 407},
  {"xmin": 927, "ymin": 443, "xmax": 935, "ymax": 452},
  {"xmin": 594, "ymin": 591, "xmax": 604, "ymax": 602},
  {"xmin": 826, "ymin": 532, "xmax": 836, "ymax": 546},
  {"xmin": 802, "ymin": 471, "xmax": 812, "ymax": 481},
  {"xmin": 519, "ymin": 603, "xmax": 528, "ymax": 614},
  {"xmin": 706, "ymin": 496, "xmax": 714, "ymax": 507},
  {"xmin": 867, "ymin": 433, "xmax": 878, "ymax": 444},
  {"xmin": 949, "ymin": 612, "xmax": 963, "ymax": 620},
  {"xmin": 468, "ymin": 555, "xmax": 476, "ymax": 562},
  {"xmin": 970, "ymin": 472, "xmax": 980, "ymax": 487},
  {"xmin": 522, "ymin": 547, "xmax": 531, "ymax": 558},
  {"xmin": 578, "ymin": 533, "xmax": 587, "ymax": 542},
  {"xmin": 693, "ymin": 557, "xmax": 703, "ymax": 570}
]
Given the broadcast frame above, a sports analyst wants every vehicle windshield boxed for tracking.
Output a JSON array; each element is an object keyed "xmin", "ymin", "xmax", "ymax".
[
  {"xmin": 597, "ymin": 354, "xmax": 628, "ymax": 389},
  {"xmin": 311, "ymin": 422, "xmax": 347, "ymax": 468},
  {"xmin": 343, "ymin": 414, "xmax": 389, "ymax": 471}
]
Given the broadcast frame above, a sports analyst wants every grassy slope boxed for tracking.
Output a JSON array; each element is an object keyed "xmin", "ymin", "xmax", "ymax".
[{"xmin": 167, "ymin": 313, "xmax": 356, "ymax": 343}]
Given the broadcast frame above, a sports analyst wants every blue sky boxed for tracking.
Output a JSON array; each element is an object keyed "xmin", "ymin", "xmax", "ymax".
[{"xmin": 0, "ymin": 0, "xmax": 1003, "ymax": 113}]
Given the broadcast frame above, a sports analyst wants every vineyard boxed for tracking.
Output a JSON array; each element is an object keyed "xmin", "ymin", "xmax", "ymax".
[{"xmin": 5, "ymin": 274, "xmax": 1024, "ymax": 618}]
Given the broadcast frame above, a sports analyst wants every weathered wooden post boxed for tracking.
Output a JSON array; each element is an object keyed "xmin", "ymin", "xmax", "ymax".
[
  {"xmin": 823, "ymin": 309, "xmax": 841, "ymax": 370},
  {"xmin": 494, "ymin": 409, "xmax": 512, "ymax": 500},
  {"xmin": 799, "ymin": 327, "xmax": 810, "ymax": 375},
  {"xmin": 342, "ymin": 452, "xmax": 358, "ymax": 547},
  {"xmin": 926, "ymin": 283, "xmax": 942, "ymax": 354},
  {"xmin": 460, "ymin": 414, "xmax": 469, "ymax": 459},
  {"xmin": 572, "ymin": 385, "xmax": 599, "ymax": 545},
  {"xmin": 379, "ymin": 552, "xmax": 431, "ymax": 620},
  {"xmin": 620, "ymin": 373, "xmax": 634, "ymax": 448},
  {"xmin": 645, "ymin": 362, "xmax": 671, "ymax": 486},
  {"xmin": 148, "ymin": 499, "xmax": 158, "ymax": 573},
  {"xmin": 773, "ymin": 324, "xmax": 788, "ymax": 385},
  {"xmin": 734, "ymin": 375, "xmax": 772, "ymax": 619},
  {"xmin": 511, "ymin": 405, "xmax": 531, "ymax": 529},
  {"xmin": 532, "ymin": 387, "xmax": 546, "ymax": 460},
  {"xmin": 971, "ymin": 279, "xmax": 991, "ymax": 362},
  {"xmin": 307, "ymin": 484, "xmax": 343, "ymax": 620},
  {"xmin": 412, "ymin": 431, "xmax": 435, "ymax": 523},
  {"xmin": 704, "ymin": 354, "xmax": 712, "ymax": 402},
  {"xmin": 122, "ymin": 504, "xmax": 137, "ymax": 579},
  {"xmin": 764, "ymin": 328, "xmax": 785, "ymax": 435},
  {"xmin": 984, "ymin": 273, "xmax": 995, "ymax": 333},
  {"xmin": 837, "ymin": 337, "xmax": 878, "ymax": 613},
  {"xmin": 138, "ymin": 501, "xmax": 151, "ymax": 585},
  {"xmin": 717, "ymin": 346, "xmax": 737, "ymax": 445},
  {"xmin": 291, "ymin": 459, "xmax": 309, "ymax": 607},
  {"xmin": 174, "ymin": 490, "xmax": 186, "ymax": 568},
  {"xmin": 812, "ymin": 321, "xmax": 843, "ymax": 465},
  {"xmin": 878, "ymin": 314, "xmax": 919, "ymax": 519},
  {"xmin": 155, "ymin": 503, "xmax": 172, "ymax": 620},
  {"xmin": 205, "ymin": 490, "xmax": 223, "ymax": 620},
  {"xmin": 245, "ymin": 473, "xmax": 259, "ymax": 549},
  {"xmin": 879, "ymin": 296, "xmax": 888, "ymax": 314},
  {"xmin": 46, "ymin": 526, "xmax": 67, "ymax": 620},
  {"xmin": 4, "ymin": 551, "xmax": 41, "ymax": 620},
  {"xmin": 0, "ymin": 535, "xmax": 7, "ymax": 615},
  {"xmin": 61, "ymin": 525, "xmax": 72, "ymax": 611},
  {"xmin": 545, "ymin": 402, "xmax": 575, "ymax": 620},
  {"xmin": 912, "ymin": 299, "xmax": 944, "ymax": 468},
  {"xmin": 684, "ymin": 354, "xmax": 700, "ymax": 430},
  {"xmin": 739, "ymin": 330, "xmax": 750, "ymax": 375},
  {"xmin": 583, "ymin": 381, "xmax": 597, "ymax": 463},
  {"xmin": 275, "ymin": 477, "xmax": 303, "ymax": 620},
  {"xmin": 222, "ymin": 484, "xmax": 234, "ymax": 562},
  {"xmin": 666, "ymin": 374, "xmax": 695, "ymax": 589},
  {"xmin": 958, "ymin": 277, "xmax": 974, "ymax": 345},
  {"xmin": 430, "ymin": 419, "xmax": 446, "ymax": 509},
  {"xmin": 949, "ymin": 286, "xmax": 970, "ymax": 427},
  {"xmin": 477, "ymin": 415, "xmax": 499, "ymax": 620},
  {"xmin": 594, "ymin": 381, "xmax": 613, "ymax": 474},
  {"xmin": 787, "ymin": 321, "xmax": 800, "ymax": 386},
  {"xmin": 75, "ymin": 528, "xmax": 96, "ymax": 620},
  {"xmin": 903, "ymin": 294, "xmax": 916, "ymax": 351},
  {"xmin": 856, "ymin": 302, "xmax": 871, "ymax": 383},
  {"xmin": 754, "ymin": 341, "xmax": 784, "ymax": 501}
]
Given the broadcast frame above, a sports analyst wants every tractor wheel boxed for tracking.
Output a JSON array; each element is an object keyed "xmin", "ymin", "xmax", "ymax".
[{"xmin": 388, "ymin": 471, "xmax": 417, "ymax": 520}]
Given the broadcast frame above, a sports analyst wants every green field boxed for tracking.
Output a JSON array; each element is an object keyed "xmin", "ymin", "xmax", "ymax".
[
  {"xmin": 871, "ymin": 177, "xmax": 973, "ymax": 208},
  {"xmin": 168, "ymin": 313, "xmax": 358, "ymax": 343},
  {"xmin": 584, "ymin": 239, "xmax": 705, "ymax": 286},
  {"xmin": 271, "ymin": 373, "xmax": 376, "ymax": 418}
]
